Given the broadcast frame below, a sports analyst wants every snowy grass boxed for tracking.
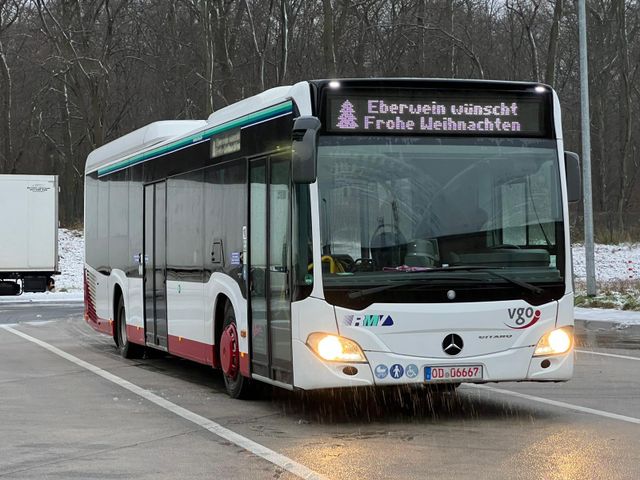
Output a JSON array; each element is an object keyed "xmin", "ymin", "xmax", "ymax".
[
  {"xmin": 574, "ymin": 280, "xmax": 640, "ymax": 311},
  {"xmin": 572, "ymin": 243, "xmax": 640, "ymax": 283},
  {"xmin": 55, "ymin": 228, "xmax": 84, "ymax": 292},
  {"xmin": 572, "ymin": 244, "xmax": 640, "ymax": 311}
]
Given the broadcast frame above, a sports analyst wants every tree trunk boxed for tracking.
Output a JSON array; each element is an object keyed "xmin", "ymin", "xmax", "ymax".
[
  {"xmin": 279, "ymin": 0, "xmax": 289, "ymax": 84},
  {"xmin": 322, "ymin": 0, "xmax": 337, "ymax": 77},
  {"xmin": 0, "ymin": 41, "xmax": 12, "ymax": 173},
  {"xmin": 202, "ymin": 0, "xmax": 216, "ymax": 112},
  {"xmin": 545, "ymin": 0, "xmax": 563, "ymax": 86},
  {"xmin": 616, "ymin": 0, "xmax": 632, "ymax": 236}
]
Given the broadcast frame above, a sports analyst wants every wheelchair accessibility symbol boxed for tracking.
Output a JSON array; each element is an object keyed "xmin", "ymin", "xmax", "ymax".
[{"xmin": 405, "ymin": 364, "xmax": 419, "ymax": 379}]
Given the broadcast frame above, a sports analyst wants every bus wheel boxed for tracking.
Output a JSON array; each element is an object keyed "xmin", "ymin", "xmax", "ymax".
[
  {"xmin": 220, "ymin": 303, "xmax": 252, "ymax": 399},
  {"xmin": 116, "ymin": 295, "xmax": 143, "ymax": 359}
]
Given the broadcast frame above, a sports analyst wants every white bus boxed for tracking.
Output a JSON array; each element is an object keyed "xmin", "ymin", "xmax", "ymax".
[{"xmin": 84, "ymin": 79, "xmax": 580, "ymax": 398}]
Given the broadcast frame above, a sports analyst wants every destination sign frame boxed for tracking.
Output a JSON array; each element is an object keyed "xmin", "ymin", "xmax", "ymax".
[{"xmin": 324, "ymin": 88, "xmax": 552, "ymax": 138}]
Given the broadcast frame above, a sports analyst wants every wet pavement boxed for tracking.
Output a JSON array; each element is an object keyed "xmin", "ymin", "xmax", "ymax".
[
  {"xmin": 576, "ymin": 319, "xmax": 640, "ymax": 351},
  {"xmin": 0, "ymin": 305, "xmax": 639, "ymax": 479},
  {"xmin": 0, "ymin": 302, "xmax": 83, "ymax": 325}
]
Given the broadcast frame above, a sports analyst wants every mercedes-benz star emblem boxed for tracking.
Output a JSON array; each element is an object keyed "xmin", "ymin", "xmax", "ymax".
[{"xmin": 442, "ymin": 334, "xmax": 464, "ymax": 355}]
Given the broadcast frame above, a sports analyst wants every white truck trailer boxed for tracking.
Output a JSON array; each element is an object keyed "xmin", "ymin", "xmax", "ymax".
[{"xmin": 0, "ymin": 175, "xmax": 59, "ymax": 295}]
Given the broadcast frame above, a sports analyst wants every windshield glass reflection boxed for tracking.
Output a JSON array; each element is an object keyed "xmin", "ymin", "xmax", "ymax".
[{"xmin": 316, "ymin": 136, "xmax": 564, "ymax": 288}]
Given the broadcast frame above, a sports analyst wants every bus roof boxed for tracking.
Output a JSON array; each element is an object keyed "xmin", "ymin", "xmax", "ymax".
[
  {"xmin": 85, "ymin": 120, "xmax": 207, "ymax": 174},
  {"xmin": 85, "ymin": 81, "xmax": 313, "ymax": 175},
  {"xmin": 85, "ymin": 78, "xmax": 557, "ymax": 176}
]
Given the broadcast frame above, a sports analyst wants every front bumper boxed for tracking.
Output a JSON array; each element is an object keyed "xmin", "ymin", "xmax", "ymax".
[{"xmin": 292, "ymin": 339, "xmax": 573, "ymax": 390}]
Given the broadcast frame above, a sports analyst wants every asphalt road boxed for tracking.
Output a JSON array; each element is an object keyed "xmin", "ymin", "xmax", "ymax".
[{"xmin": 0, "ymin": 302, "xmax": 639, "ymax": 480}]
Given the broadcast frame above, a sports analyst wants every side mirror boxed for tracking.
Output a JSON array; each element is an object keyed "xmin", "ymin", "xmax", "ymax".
[
  {"xmin": 292, "ymin": 116, "xmax": 321, "ymax": 184},
  {"xmin": 564, "ymin": 151, "xmax": 581, "ymax": 203}
]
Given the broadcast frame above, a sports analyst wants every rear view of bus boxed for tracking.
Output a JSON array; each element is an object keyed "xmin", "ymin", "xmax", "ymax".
[{"xmin": 294, "ymin": 79, "xmax": 580, "ymax": 389}]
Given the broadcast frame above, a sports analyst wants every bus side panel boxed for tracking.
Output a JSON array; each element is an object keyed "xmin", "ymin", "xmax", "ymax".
[
  {"xmin": 109, "ymin": 269, "xmax": 144, "ymax": 344},
  {"xmin": 127, "ymin": 165, "xmax": 145, "ymax": 339},
  {"xmin": 556, "ymin": 293, "xmax": 573, "ymax": 328},
  {"xmin": 84, "ymin": 266, "xmax": 111, "ymax": 335},
  {"xmin": 165, "ymin": 170, "xmax": 206, "ymax": 362},
  {"xmin": 84, "ymin": 173, "xmax": 112, "ymax": 335},
  {"xmin": 126, "ymin": 277, "xmax": 145, "ymax": 344},
  {"xmin": 166, "ymin": 280, "xmax": 207, "ymax": 363}
]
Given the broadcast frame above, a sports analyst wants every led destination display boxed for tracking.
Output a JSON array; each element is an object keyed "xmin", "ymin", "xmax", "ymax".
[{"xmin": 327, "ymin": 90, "xmax": 549, "ymax": 136}]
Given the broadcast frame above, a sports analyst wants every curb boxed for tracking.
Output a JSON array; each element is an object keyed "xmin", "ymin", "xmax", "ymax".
[{"xmin": 575, "ymin": 318, "xmax": 639, "ymax": 332}]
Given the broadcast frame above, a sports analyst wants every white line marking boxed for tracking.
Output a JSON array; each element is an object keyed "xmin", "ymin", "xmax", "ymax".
[
  {"xmin": 576, "ymin": 349, "xmax": 640, "ymax": 362},
  {"xmin": 466, "ymin": 384, "xmax": 640, "ymax": 425},
  {"xmin": 1, "ymin": 325, "xmax": 329, "ymax": 480}
]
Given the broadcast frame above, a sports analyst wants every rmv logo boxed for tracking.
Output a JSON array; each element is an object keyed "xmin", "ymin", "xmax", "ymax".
[
  {"xmin": 344, "ymin": 314, "xmax": 394, "ymax": 327},
  {"xmin": 505, "ymin": 307, "xmax": 541, "ymax": 330}
]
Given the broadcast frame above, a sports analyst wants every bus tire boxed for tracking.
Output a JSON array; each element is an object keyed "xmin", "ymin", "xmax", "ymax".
[
  {"xmin": 220, "ymin": 302, "xmax": 253, "ymax": 399},
  {"xmin": 116, "ymin": 295, "xmax": 144, "ymax": 359}
]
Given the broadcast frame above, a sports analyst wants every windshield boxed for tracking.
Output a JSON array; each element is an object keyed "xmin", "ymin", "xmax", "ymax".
[{"xmin": 316, "ymin": 136, "xmax": 565, "ymax": 299}]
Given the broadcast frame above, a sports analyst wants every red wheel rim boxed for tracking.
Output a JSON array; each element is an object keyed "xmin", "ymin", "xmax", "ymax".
[{"xmin": 220, "ymin": 323, "xmax": 239, "ymax": 379}]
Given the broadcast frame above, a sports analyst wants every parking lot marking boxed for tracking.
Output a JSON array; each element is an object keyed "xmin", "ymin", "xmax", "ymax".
[
  {"xmin": 466, "ymin": 384, "xmax": 640, "ymax": 425},
  {"xmin": 1, "ymin": 325, "xmax": 329, "ymax": 480},
  {"xmin": 576, "ymin": 349, "xmax": 640, "ymax": 362}
]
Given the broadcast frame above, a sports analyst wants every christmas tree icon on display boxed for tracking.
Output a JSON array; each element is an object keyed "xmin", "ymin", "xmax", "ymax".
[{"xmin": 337, "ymin": 100, "xmax": 358, "ymax": 129}]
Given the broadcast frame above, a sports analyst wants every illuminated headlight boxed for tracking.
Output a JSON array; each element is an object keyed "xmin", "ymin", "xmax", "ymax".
[
  {"xmin": 306, "ymin": 333, "xmax": 367, "ymax": 363},
  {"xmin": 533, "ymin": 327, "xmax": 573, "ymax": 356}
]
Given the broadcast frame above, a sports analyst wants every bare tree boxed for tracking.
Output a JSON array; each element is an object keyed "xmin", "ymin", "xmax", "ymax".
[
  {"xmin": 506, "ymin": 0, "xmax": 542, "ymax": 82},
  {"xmin": 322, "ymin": 0, "xmax": 337, "ymax": 77},
  {"xmin": 0, "ymin": 0, "xmax": 24, "ymax": 173},
  {"xmin": 545, "ymin": 0, "xmax": 563, "ymax": 86}
]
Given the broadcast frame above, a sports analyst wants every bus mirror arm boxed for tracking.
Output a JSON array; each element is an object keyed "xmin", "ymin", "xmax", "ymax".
[
  {"xmin": 292, "ymin": 116, "xmax": 321, "ymax": 184},
  {"xmin": 564, "ymin": 151, "xmax": 581, "ymax": 203}
]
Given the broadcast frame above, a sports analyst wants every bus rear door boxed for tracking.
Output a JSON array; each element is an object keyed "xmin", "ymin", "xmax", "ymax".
[{"xmin": 144, "ymin": 181, "xmax": 168, "ymax": 350}]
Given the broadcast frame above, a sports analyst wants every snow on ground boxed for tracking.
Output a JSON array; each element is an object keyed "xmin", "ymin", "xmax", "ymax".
[
  {"xmin": 56, "ymin": 228, "xmax": 84, "ymax": 291},
  {"xmin": 571, "ymin": 243, "xmax": 640, "ymax": 283},
  {"xmin": 0, "ymin": 291, "xmax": 85, "ymax": 303}
]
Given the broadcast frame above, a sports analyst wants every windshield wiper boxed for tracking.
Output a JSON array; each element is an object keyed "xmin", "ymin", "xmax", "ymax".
[
  {"xmin": 348, "ymin": 276, "xmax": 470, "ymax": 299},
  {"xmin": 433, "ymin": 266, "xmax": 545, "ymax": 295},
  {"xmin": 347, "ymin": 266, "xmax": 544, "ymax": 299}
]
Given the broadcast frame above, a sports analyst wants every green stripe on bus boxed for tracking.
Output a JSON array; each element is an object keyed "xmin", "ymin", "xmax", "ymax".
[{"xmin": 97, "ymin": 101, "xmax": 293, "ymax": 177}]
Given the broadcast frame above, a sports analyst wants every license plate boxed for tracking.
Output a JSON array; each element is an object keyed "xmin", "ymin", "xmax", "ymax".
[{"xmin": 425, "ymin": 365, "xmax": 483, "ymax": 382}]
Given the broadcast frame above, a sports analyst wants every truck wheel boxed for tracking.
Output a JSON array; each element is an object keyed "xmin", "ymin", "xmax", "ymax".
[
  {"xmin": 116, "ymin": 295, "xmax": 143, "ymax": 359},
  {"xmin": 220, "ymin": 302, "xmax": 253, "ymax": 399},
  {"xmin": 46, "ymin": 277, "xmax": 55, "ymax": 292}
]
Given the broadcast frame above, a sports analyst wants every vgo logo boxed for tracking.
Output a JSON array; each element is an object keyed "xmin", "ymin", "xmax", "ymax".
[{"xmin": 505, "ymin": 307, "xmax": 541, "ymax": 329}]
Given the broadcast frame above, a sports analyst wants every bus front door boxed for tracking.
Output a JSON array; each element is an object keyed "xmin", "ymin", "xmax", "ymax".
[
  {"xmin": 143, "ymin": 181, "xmax": 168, "ymax": 350},
  {"xmin": 249, "ymin": 155, "xmax": 293, "ymax": 386}
]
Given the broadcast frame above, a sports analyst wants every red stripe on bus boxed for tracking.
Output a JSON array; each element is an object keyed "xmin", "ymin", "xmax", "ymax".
[
  {"xmin": 126, "ymin": 325, "xmax": 145, "ymax": 345},
  {"xmin": 240, "ymin": 351, "xmax": 250, "ymax": 377},
  {"xmin": 168, "ymin": 335, "xmax": 218, "ymax": 368},
  {"xmin": 86, "ymin": 315, "xmax": 114, "ymax": 336}
]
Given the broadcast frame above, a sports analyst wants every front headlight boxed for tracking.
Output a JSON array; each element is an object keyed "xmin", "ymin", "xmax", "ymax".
[
  {"xmin": 534, "ymin": 327, "xmax": 573, "ymax": 356},
  {"xmin": 306, "ymin": 333, "xmax": 367, "ymax": 363}
]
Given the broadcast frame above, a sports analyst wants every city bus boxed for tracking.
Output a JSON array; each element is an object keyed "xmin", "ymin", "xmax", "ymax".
[{"xmin": 84, "ymin": 78, "xmax": 581, "ymax": 398}]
